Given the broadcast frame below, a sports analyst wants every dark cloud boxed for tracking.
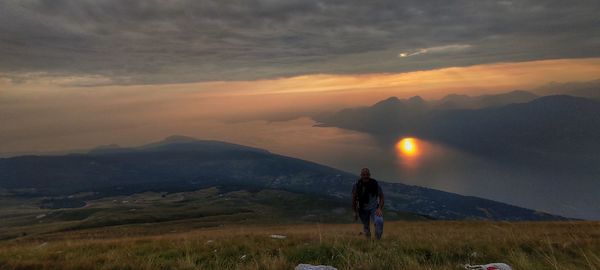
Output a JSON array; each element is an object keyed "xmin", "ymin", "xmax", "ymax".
[{"xmin": 1, "ymin": 0, "xmax": 599, "ymax": 84}]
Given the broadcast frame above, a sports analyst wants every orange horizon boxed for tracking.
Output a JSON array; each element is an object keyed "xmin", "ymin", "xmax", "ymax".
[{"xmin": 2, "ymin": 57, "xmax": 600, "ymax": 154}]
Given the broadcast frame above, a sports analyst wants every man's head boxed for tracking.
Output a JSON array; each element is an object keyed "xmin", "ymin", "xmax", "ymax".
[{"xmin": 360, "ymin": 168, "xmax": 371, "ymax": 181}]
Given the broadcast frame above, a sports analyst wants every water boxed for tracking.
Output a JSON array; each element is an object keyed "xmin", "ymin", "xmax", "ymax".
[{"xmin": 202, "ymin": 118, "xmax": 595, "ymax": 219}]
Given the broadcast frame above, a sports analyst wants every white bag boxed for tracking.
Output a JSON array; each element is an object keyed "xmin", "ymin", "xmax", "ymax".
[
  {"xmin": 295, "ymin": 264, "xmax": 337, "ymax": 270},
  {"xmin": 465, "ymin": 263, "xmax": 513, "ymax": 270}
]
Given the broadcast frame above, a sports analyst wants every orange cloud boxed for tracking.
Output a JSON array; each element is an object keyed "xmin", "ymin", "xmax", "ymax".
[{"xmin": 101, "ymin": 57, "xmax": 595, "ymax": 106}]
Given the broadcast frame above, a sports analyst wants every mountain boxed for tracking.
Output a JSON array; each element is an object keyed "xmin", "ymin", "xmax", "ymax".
[
  {"xmin": 0, "ymin": 136, "xmax": 564, "ymax": 221},
  {"xmin": 89, "ymin": 135, "xmax": 268, "ymax": 154},
  {"xmin": 437, "ymin": 90, "xmax": 539, "ymax": 109},
  {"xmin": 423, "ymin": 96, "xmax": 600, "ymax": 219},
  {"xmin": 534, "ymin": 79, "xmax": 600, "ymax": 99},
  {"xmin": 425, "ymin": 95, "xmax": 600, "ymax": 158},
  {"xmin": 314, "ymin": 90, "xmax": 540, "ymax": 138},
  {"xmin": 314, "ymin": 96, "xmax": 428, "ymax": 136}
]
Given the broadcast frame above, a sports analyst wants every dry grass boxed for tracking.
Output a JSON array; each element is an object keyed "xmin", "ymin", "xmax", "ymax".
[{"xmin": 0, "ymin": 221, "xmax": 599, "ymax": 270}]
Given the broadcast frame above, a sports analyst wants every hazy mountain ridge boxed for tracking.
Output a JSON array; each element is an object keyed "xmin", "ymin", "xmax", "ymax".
[
  {"xmin": 425, "ymin": 95, "xmax": 600, "ymax": 158},
  {"xmin": 315, "ymin": 93, "xmax": 600, "ymax": 157},
  {"xmin": 0, "ymin": 136, "xmax": 565, "ymax": 221},
  {"xmin": 89, "ymin": 135, "xmax": 269, "ymax": 155},
  {"xmin": 437, "ymin": 90, "xmax": 539, "ymax": 109},
  {"xmin": 534, "ymin": 79, "xmax": 600, "ymax": 99},
  {"xmin": 314, "ymin": 90, "xmax": 542, "ymax": 137}
]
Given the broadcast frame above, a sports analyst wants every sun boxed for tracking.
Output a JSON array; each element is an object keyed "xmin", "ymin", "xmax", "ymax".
[{"xmin": 397, "ymin": 137, "xmax": 418, "ymax": 156}]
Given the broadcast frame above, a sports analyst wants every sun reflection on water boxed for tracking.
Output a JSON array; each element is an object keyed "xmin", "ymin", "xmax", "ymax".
[
  {"xmin": 396, "ymin": 137, "xmax": 419, "ymax": 157},
  {"xmin": 395, "ymin": 137, "xmax": 425, "ymax": 170}
]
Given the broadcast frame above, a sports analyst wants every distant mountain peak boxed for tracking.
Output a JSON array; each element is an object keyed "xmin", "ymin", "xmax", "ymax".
[
  {"xmin": 87, "ymin": 135, "xmax": 269, "ymax": 155},
  {"xmin": 368, "ymin": 96, "xmax": 426, "ymax": 111},
  {"xmin": 92, "ymin": 144, "xmax": 121, "ymax": 150},
  {"xmin": 161, "ymin": 135, "xmax": 200, "ymax": 144},
  {"xmin": 374, "ymin": 96, "xmax": 401, "ymax": 106},
  {"xmin": 534, "ymin": 78, "xmax": 600, "ymax": 98},
  {"xmin": 134, "ymin": 135, "xmax": 204, "ymax": 150},
  {"xmin": 442, "ymin": 93, "xmax": 470, "ymax": 99},
  {"xmin": 483, "ymin": 90, "xmax": 537, "ymax": 98},
  {"xmin": 88, "ymin": 144, "xmax": 126, "ymax": 154},
  {"xmin": 529, "ymin": 94, "xmax": 598, "ymax": 106},
  {"xmin": 407, "ymin": 96, "xmax": 425, "ymax": 103},
  {"xmin": 508, "ymin": 90, "xmax": 535, "ymax": 95}
]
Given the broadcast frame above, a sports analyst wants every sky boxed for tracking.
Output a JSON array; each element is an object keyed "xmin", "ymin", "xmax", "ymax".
[{"xmin": 1, "ymin": 0, "xmax": 600, "ymax": 153}]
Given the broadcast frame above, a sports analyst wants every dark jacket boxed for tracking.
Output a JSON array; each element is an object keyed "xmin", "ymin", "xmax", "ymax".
[{"xmin": 352, "ymin": 178, "xmax": 382, "ymax": 210}]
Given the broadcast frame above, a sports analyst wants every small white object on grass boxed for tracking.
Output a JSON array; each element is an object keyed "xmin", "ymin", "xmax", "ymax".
[
  {"xmin": 270, "ymin": 234, "xmax": 287, "ymax": 239},
  {"xmin": 465, "ymin": 263, "xmax": 512, "ymax": 270},
  {"xmin": 295, "ymin": 264, "xmax": 338, "ymax": 270}
]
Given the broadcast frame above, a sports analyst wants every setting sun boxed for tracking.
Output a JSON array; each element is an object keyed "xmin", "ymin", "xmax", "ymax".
[{"xmin": 397, "ymin": 137, "xmax": 419, "ymax": 156}]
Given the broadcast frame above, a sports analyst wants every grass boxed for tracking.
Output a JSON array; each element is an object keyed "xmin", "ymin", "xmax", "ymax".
[
  {"xmin": 1, "ymin": 188, "xmax": 598, "ymax": 269},
  {"xmin": 1, "ymin": 221, "xmax": 599, "ymax": 270},
  {"xmin": 0, "ymin": 188, "xmax": 423, "ymax": 241}
]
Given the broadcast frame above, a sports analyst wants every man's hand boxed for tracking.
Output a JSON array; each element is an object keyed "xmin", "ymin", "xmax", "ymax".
[
  {"xmin": 353, "ymin": 212, "xmax": 358, "ymax": 221},
  {"xmin": 375, "ymin": 208, "xmax": 383, "ymax": 217}
]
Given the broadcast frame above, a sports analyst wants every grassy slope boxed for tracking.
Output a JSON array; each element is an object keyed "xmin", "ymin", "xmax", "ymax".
[
  {"xmin": 0, "ymin": 187, "xmax": 424, "ymax": 240},
  {"xmin": 0, "ymin": 221, "xmax": 599, "ymax": 270},
  {"xmin": 1, "ymin": 188, "xmax": 597, "ymax": 269}
]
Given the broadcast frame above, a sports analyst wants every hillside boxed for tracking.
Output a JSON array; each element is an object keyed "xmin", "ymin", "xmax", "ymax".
[
  {"xmin": 0, "ymin": 187, "xmax": 427, "ymax": 241},
  {"xmin": 0, "ymin": 136, "xmax": 564, "ymax": 223}
]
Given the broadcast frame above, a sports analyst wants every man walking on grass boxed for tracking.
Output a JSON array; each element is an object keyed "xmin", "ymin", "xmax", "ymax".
[{"xmin": 352, "ymin": 167, "xmax": 384, "ymax": 240}]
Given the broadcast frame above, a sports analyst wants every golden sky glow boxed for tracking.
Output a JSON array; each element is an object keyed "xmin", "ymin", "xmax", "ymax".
[
  {"xmin": 4, "ymin": 57, "xmax": 600, "ymax": 99},
  {"xmin": 191, "ymin": 57, "xmax": 600, "ymax": 98},
  {"xmin": 1, "ymin": 58, "xmax": 600, "ymax": 154}
]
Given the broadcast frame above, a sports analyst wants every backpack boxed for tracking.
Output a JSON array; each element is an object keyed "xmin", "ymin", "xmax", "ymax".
[{"xmin": 355, "ymin": 178, "xmax": 379, "ymax": 208}]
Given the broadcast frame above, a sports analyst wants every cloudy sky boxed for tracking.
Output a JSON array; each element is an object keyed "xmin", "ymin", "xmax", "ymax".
[
  {"xmin": 1, "ymin": 0, "xmax": 600, "ymax": 154},
  {"xmin": 2, "ymin": 0, "xmax": 600, "ymax": 85}
]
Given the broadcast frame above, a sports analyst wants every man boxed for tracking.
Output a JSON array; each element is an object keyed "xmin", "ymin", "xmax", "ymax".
[{"xmin": 352, "ymin": 167, "xmax": 384, "ymax": 240}]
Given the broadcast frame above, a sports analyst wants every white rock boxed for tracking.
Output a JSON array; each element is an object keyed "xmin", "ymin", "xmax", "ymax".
[
  {"xmin": 465, "ymin": 263, "xmax": 512, "ymax": 270},
  {"xmin": 295, "ymin": 264, "xmax": 338, "ymax": 270},
  {"xmin": 270, "ymin": 234, "xmax": 287, "ymax": 239}
]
